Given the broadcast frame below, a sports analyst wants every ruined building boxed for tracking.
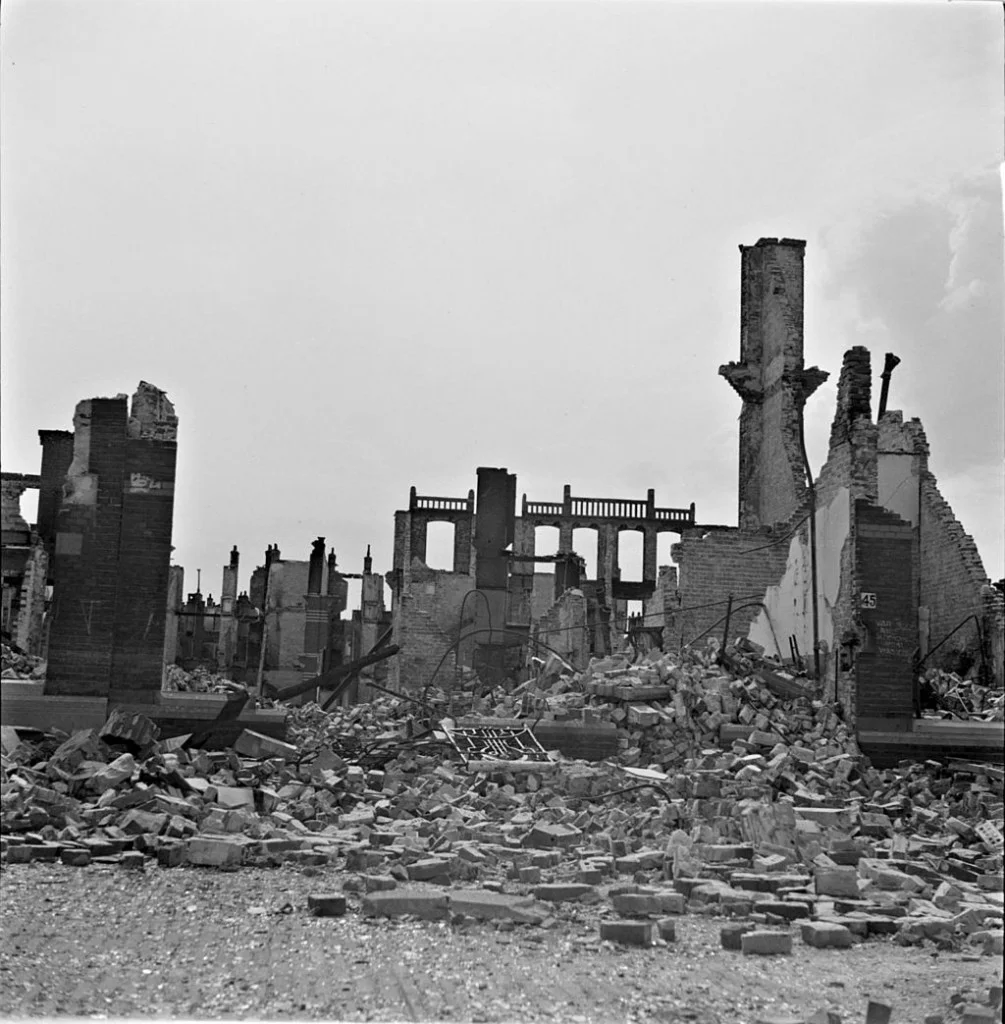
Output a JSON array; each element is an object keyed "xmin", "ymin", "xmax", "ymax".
[
  {"xmin": 163, "ymin": 538, "xmax": 389, "ymax": 698},
  {"xmin": 665, "ymin": 238, "xmax": 1003, "ymax": 756},
  {"xmin": 386, "ymin": 237, "xmax": 1002, "ymax": 763},
  {"xmin": 1, "ymin": 472, "xmax": 46, "ymax": 653},
  {"xmin": 41, "ymin": 383, "xmax": 179, "ymax": 703},
  {"xmin": 387, "ymin": 469, "xmax": 695, "ymax": 691}
]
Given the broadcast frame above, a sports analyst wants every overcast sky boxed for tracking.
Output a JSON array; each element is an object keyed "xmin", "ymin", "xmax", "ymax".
[{"xmin": 2, "ymin": 0, "xmax": 1002, "ymax": 612}]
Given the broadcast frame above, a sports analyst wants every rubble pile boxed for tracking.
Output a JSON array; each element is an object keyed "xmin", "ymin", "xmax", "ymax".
[
  {"xmin": 1, "ymin": 643, "xmax": 45, "ymax": 681},
  {"xmin": 920, "ymin": 668, "xmax": 1005, "ymax": 722},
  {"xmin": 491, "ymin": 642, "xmax": 858, "ymax": 772},
  {"xmin": 2, "ymin": 634, "xmax": 1003, "ymax": 979},
  {"xmin": 162, "ymin": 664, "xmax": 247, "ymax": 694},
  {"xmin": 2, "ymin": 669, "xmax": 1002, "ymax": 967}
]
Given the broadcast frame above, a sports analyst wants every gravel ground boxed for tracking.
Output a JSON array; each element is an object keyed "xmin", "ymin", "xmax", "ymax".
[{"xmin": 1, "ymin": 862, "xmax": 1000, "ymax": 1023}]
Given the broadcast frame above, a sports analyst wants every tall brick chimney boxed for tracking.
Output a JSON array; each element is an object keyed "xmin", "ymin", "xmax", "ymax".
[{"xmin": 720, "ymin": 238, "xmax": 828, "ymax": 529}]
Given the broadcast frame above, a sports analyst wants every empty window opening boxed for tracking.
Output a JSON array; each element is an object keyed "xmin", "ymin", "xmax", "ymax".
[
  {"xmin": 572, "ymin": 528, "xmax": 597, "ymax": 580},
  {"xmin": 16, "ymin": 488, "xmax": 39, "ymax": 528},
  {"xmin": 617, "ymin": 529, "xmax": 644, "ymax": 582},
  {"xmin": 533, "ymin": 525, "xmax": 560, "ymax": 578},
  {"xmin": 625, "ymin": 599, "xmax": 645, "ymax": 626},
  {"xmin": 344, "ymin": 578, "xmax": 363, "ymax": 619},
  {"xmin": 657, "ymin": 533, "xmax": 678, "ymax": 576},
  {"xmin": 424, "ymin": 521, "xmax": 456, "ymax": 571}
]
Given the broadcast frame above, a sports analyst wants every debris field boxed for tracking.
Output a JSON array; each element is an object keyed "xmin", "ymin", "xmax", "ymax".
[{"xmin": 2, "ymin": 642, "xmax": 1003, "ymax": 1023}]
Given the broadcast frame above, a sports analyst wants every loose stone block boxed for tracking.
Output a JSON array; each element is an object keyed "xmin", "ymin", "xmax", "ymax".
[
  {"xmin": 721, "ymin": 922, "xmax": 756, "ymax": 950},
  {"xmin": 599, "ymin": 920, "xmax": 656, "ymax": 947},
  {"xmin": 534, "ymin": 883, "xmax": 596, "ymax": 902},
  {"xmin": 800, "ymin": 922, "xmax": 854, "ymax": 948},
  {"xmin": 741, "ymin": 930, "xmax": 793, "ymax": 955},
  {"xmin": 308, "ymin": 893, "xmax": 347, "ymax": 917},
  {"xmin": 362, "ymin": 890, "xmax": 449, "ymax": 920},
  {"xmin": 612, "ymin": 891, "xmax": 686, "ymax": 916},
  {"xmin": 814, "ymin": 865, "xmax": 860, "ymax": 898},
  {"xmin": 449, "ymin": 889, "xmax": 545, "ymax": 924},
  {"xmin": 406, "ymin": 857, "xmax": 451, "ymax": 881},
  {"xmin": 232, "ymin": 729, "xmax": 299, "ymax": 761},
  {"xmin": 865, "ymin": 1003, "xmax": 892, "ymax": 1024},
  {"xmin": 186, "ymin": 836, "xmax": 244, "ymax": 867},
  {"xmin": 60, "ymin": 848, "xmax": 90, "ymax": 867},
  {"xmin": 753, "ymin": 899, "xmax": 812, "ymax": 921},
  {"xmin": 656, "ymin": 917, "xmax": 676, "ymax": 941},
  {"xmin": 363, "ymin": 874, "xmax": 397, "ymax": 892}
]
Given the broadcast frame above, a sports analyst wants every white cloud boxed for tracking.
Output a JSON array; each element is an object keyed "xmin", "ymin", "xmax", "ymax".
[{"xmin": 940, "ymin": 194, "xmax": 997, "ymax": 312}]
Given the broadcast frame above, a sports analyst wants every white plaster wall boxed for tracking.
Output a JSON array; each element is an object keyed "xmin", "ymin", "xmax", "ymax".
[
  {"xmin": 878, "ymin": 453, "xmax": 919, "ymax": 525},
  {"xmin": 748, "ymin": 487, "xmax": 849, "ymax": 661}
]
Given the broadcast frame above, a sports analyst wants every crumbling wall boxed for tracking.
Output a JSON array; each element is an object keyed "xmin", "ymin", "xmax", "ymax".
[
  {"xmin": 36, "ymin": 430, "xmax": 74, "ymax": 558},
  {"xmin": 530, "ymin": 573, "xmax": 556, "ymax": 622},
  {"xmin": 665, "ymin": 527, "xmax": 791, "ymax": 652},
  {"xmin": 920, "ymin": 469, "xmax": 995, "ymax": 678},
  {"xmin": 748, "ymin": 487, "xmax": 849, "ymax": 670},
  {"xmin": 163, "ymin": 565, "xmax": 184, "ymax": 674},
  {"xmin": 533, "ymin": 588, "xmax": 588, "ymax": 670},
  {"xmin": 388, "ymin": 560, "xmax": 476, "ymax": 691},
  {"xmin": 109, "ymin": 383, "xmax": 178, "ymax": 698},
  {"xmin": 46, "ymin": 398, "xmax": 129, "ymax": 697},
  {"xmin": 262, "ymin": 559, "xmax": 309, "ymax": 691},
  {"xmin": 14, "ymin": 542, "xmax": 48, "ymax": 656},
  {"xmin": 45, "ymin": 385, "xmax": 178, "ymax": 699}
]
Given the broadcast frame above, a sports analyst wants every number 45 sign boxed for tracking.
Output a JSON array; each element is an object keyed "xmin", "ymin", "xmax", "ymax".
[{"xmin": 860, "ymin": 592, "xmax": 877, "ymax": 609}]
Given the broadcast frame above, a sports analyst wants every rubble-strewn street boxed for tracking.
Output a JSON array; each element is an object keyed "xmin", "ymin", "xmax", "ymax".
[
  {"xmin": 1, "ymin": 863, "xmax": 1000, "ymax": 1023},
  {"xmin": 3, "ymin": 642, "xmax": 1003, "ymax": 1023}
]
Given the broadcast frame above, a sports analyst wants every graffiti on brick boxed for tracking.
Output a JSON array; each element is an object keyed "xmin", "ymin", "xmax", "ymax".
[{"xmin": 127, "ymin": 473, "xmax": 175, "ymax": 495}]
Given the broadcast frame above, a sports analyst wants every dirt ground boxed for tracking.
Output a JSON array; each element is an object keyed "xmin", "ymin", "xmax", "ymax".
[{"xmin": 0, "ymin": 862, "xmax": 1000, "ymax": 1023}]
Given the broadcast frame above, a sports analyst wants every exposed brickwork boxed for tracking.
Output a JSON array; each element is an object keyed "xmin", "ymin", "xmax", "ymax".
[
  {"xmin": 720, "ymin": 239, "xmax": 827, "ymax": 530},
  {"xmin": 854, "ymin": 501, "xmax": 915, "ymax": 726},
  {"xmin": 534, "ymin": 588, "xmax": 588, "ymax": 669},
  {"xmin": 264, "ymin": 560, "xmax": 309, "ymax": 678},
  {"xmin": 829, "ymin": 346, "xmax": 872, "ymax": 451},
  {"xmin": 14, "ymin": 541, "xmax": 48, "ymax": 655},
  {"xmin": 919, "ymin": 469, "xmax": 994, "ymax": 676},
  {"xmin": 665, "ymin": 525, "xmax": 793, "ymax": 651},
  {"xmin": 389, "ymin": 562, "xmax": 475, "ymax": 690},
  {"xmin": 812, "ymin": 347, "xmax": 884, "ymax": 718},
  {"xmin": 45, "ymin": 386, "xmax": 177, "ymax": 699},
  {"xmin": 110, "ymin": 428, "xmax": 177, "ymax": 698},
  {"xmin": 46, "ymin": 398, "xmax": 129, "ymax": 696},
  {"xmin": 36, "ymin": 429, "xmax": 75, "ymax": 558}
]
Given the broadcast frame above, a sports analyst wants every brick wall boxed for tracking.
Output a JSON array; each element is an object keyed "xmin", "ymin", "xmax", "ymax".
[
  {"xmin": 45, "ymin": 386, "xmax": 179, "ymax": 700},
  {"xmin": 855, "ymin": 501, "xmax": 915, "ymax": 726},
  {"xmin": 109, "ymin": 434, "xmax": 177, "ymax": 698},
  {"xmin": 534, "ymin": 588, "xmax": 588, "ymax": 669},
  {"xmin": 264, "ymin": 559, "xmax": 309, "ymax": 676},
  {"xmin": 919, "ymin": 470, "xmax": 994, "ymax": 676},
  {"xmin": 14, "ymin": 542, "xmax": 48, "ymax": 655},
  {"xmin": 388, "ymin": 561, "xmax": 475, "ymax": 691},
  {"xmin": 665, "ymin": 525, "xmax": 792, "ymax": 652},
  {"xmin": 36, "ymin": 429, "xmax": 74, "ymax": 557},
  {"xmin": 46, "ymin": 398, "xmax": 129, "ymax": 697},
  {"xmin": 163, "ymin": 565, "xmax": 184, "ymax": 670}
]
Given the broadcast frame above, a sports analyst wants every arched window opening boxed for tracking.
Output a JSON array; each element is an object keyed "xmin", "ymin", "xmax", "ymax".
[
  {"xmin": 572, "ymin": 527, "xmax": 597, "ymax": 580},
  {"xmin": 424, "ymin": 521, "xmax": 456, "ymax": 571},
  {"xmin": 617, "ymin": 529, "xmax": 644, "ymax": 583}
]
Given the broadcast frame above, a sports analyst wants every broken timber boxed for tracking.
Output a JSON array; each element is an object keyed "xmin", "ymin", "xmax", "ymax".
[{"xmin": 270, "ymin": 645, "xmax": 401, "ymax": 703}]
